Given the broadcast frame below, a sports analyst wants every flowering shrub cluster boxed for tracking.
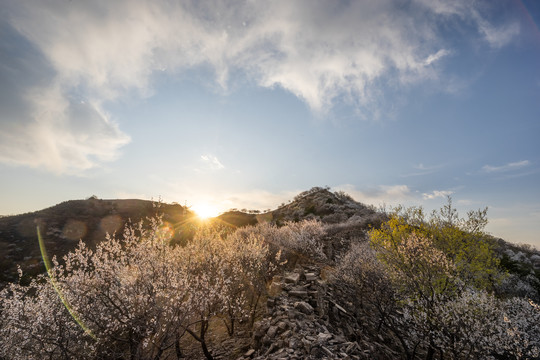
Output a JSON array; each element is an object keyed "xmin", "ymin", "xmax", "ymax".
[
  {"xmin": 333, "ymin": 199, "xmax": 540, "ymax": 359},
  {"xmin": 233, "ymin": 219, "xmax": 326, "ymax": 263},
  {"xmin": 0, "ymin": 273, "xmax": 95, "ymax": 359},
  {"xmin": 0, "ymin": 217, "xmax": 282, "ymax": 359}
]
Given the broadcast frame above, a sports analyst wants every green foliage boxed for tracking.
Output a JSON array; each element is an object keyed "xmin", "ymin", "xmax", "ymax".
[{"xmin": 370, "ymin": 197, "xmax": 502, "ymax": 291}]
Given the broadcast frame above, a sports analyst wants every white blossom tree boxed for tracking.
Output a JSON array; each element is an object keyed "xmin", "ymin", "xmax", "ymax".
[
  {"xmin": 1, "ymin": 218, "xmax": 194, "ymax": 359},
  {"xmin": 0, "ymin": 272, "xmax": 95, "ymax": 360}
]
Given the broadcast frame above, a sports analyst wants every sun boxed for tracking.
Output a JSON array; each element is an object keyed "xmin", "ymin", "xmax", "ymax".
[{"xmin": 192, "ymin": 203, "xmax": 220, "ymax": 220}]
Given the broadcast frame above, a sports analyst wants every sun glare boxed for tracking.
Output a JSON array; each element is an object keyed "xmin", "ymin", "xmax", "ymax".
[{"xmin": 192, "ymin": 203, "xmax": 220, "ymax": 220}]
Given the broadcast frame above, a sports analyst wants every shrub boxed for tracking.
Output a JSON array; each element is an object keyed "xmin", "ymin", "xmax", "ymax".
[{"xmin": 0, "ymin": 218, "xmax": 284, "ymax": 359}]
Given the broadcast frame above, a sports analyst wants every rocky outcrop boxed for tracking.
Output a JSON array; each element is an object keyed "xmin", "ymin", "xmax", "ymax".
[{"xmin": 238, "ymin": 265, "xmax": 375, "ymax": 360}]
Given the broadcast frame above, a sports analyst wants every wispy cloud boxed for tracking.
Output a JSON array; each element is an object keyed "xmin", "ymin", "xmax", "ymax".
[
  {"xmin": 475, "ymin": 17, "xmax": 520, "ymax": 49},
  {"xmin": 0, "ymin": 0, "xmax": 519, "ymax": 172},
  {"xmin": 400, "ymin": 163, "xmax": 443, "ymax": 177},
  {"xmin": 416, "ymin": 0, "xmax": 520, "ymax": 49},
  {"xmin": 424, "ymin": 49, "xmax": 451, "ymax": 66},
  {"xmin": 414, "ymin": 163, "xmax": 438, "ymax": 171},
  {"xmin": 481, "ymin": 160, "xmax": 530, "ymax": 173},
  {"xmin": 422, "ymin": 190, "xmax": 453, "ymax": 200},
  {"xmin": 0, "ymin": 84, "xmax": 130, "ymax": 174},
  {"xmin": 200, "ymin": 154, "xmax": 225, "ymax": 170}
]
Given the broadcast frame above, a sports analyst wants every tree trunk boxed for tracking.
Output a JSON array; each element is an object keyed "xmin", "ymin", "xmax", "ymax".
[
  {"xmin": 185, "ymin": 319, "xmax": 214, "ymax": 360},
  {"xmin": 249, "ymin": 292, "xmax": 261, "ymax": 328},
  {"xmin": 175, "ymin": 332, "xmax": 183, "ymax": 359},
  {"xmin": 199, "ymin": 319, "xmax": 213, "ymax": 360}
]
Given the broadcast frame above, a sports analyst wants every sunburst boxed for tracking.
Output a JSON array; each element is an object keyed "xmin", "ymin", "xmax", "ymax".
[{"xmin": 192, "ymin": 203, "xmax": 220, "ymax": 220}]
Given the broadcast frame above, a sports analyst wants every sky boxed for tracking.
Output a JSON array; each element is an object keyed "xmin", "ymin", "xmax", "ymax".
[{"xmin": 0, "ymin": 0, "xmax": 539, "ymax": 247}]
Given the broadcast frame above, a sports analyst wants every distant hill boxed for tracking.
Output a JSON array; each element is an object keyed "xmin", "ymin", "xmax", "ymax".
[
  {"xmin": 0, "ymin": 188, "xmax": 385, "ymax": 285},
  {"xmin": 2, "ymin": 188, "xmax": 539, "ymax": 292},
  {"xmin": 269, "ymin": 187, "xmax": 381, "ymax": 225},
  {"xmin": 0, "ymin": 198, "xmax": 194, "ymax": 284},
  {"xmin": 217, "ymin": 186, "xmax": 384, "ymax": 228}
]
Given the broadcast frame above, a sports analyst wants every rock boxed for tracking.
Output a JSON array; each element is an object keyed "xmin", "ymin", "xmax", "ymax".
[
  {"xmin": 284, "ymin": 272, "xmax": 300, "ymax": 284},
  {"xmin": 289, "ymin": 290, "xmax": 308, "ymax": 298},
  {"xmin": 262, "ymin": 335, "xmax": 272, "ymax": 346},
  {"xmin": 317, "ymin": 332, "xmax": 332, "ymax": 343},
  {"xmin": 305, "ymin": 272, "xmax": 318, "ymax": 281},
  {"xmin": 295, "ymin": 267, "xmax": 306, "ymax": 281},
  {"xmin": 321, "ymin": 346, "xmax": 334, "ymax": 357},
  {"xmin": 294, "ymin": 301, "xmax": 314, "ymax": 315},
  {"xmin": 263, "ymin": 342, "xmax": 280, "ymax": 356},
  {"xmin": 281, "ymin": 329, "xmax": 292, "ymax": 338},
  {"xmin": 268, "ymin": 281, "xmax": 282, "ymax": 296},
  {"xmin": 302, "ymin": 338, "xmax": 312, "ymax": 352},
  {"xmin": 267, "ymin": 325, "xmax": 279, "ymax": 338},
  {"xmin": 244, "ymin": 349, "xmax": 256, "ymax": 357},
  {"xmin": 253, "ymin": 321, "xmax": 268, "ymax": 340},
  {"xmin": 287, "ymin": 309, "xmax": 300, "ymax": 319}
]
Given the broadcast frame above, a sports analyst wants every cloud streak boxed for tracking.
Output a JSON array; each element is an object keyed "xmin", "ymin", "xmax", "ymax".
[
  {"xmin": 400, "ymin": 163, "xmax": 444, "ymax": 177},
  {"xmin": 1, "ymin": 0, "xmax": 519, "ymax": 172},
  {"xmin": 200, "ymin": 154, "xmax": 225, "ymax": 170},
  {"xmin": 482, "ymin": 160, "xmax": 530, "ymax": 173},
  {"xmin": 422, "ymin": 190, "xmax": 453, "ymax": 200}
]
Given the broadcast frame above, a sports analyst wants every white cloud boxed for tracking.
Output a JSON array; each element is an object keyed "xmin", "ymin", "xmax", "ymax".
[
  {"xmin": 476, "ymin": 18, "xmax": 520, "ymax": 49},
  {"xmin": 0, "ymin": 83, "xmax": 130, "ymax": 174},
  {"xmin": 422, "ymin": 190, "xmax": 453, "ymax": 200},
  {"xmin": 481, "ymin": 160, "xmax": 530, "ymax": 173},
  {"xmin": 0, "ymin": 0, "xmax": 519, "ymax": 172},
  {"xmin": 424, "ymin": 49, "xmax": 451, "ymax": 66},
  {"xmin": 200, "ymin": 154, "xmax": 225, "ymax": 170},
  {"xmin": 414, "ymin": 163, "xmax": 443, "ymax": 171}
]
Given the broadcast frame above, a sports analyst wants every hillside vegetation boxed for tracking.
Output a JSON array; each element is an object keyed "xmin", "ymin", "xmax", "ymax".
[
  {"xmin": 0, "ymin": 198, "xmax": 194, "ymax": 285},
  {"xmin": 1, "ymin": 188, "xmax": 539, "ymax": 359}
]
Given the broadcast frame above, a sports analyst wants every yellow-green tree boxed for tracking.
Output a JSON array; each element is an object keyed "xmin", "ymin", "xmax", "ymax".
[{"xmin": 370, "ymin": 197, "xmax": 501, "ymax": 291}]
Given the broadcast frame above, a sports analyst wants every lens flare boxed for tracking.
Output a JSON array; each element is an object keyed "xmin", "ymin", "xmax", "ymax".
[
  {"xmin": 38, "ymin": 226, "xmax": 96, "ymax": 340},
  {"xmin": 192, "ymin": 203, "xmax": 220, "ymax": 219}
]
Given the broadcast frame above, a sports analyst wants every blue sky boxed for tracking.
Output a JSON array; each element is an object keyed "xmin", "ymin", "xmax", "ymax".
[{"xmin": 1, "ymin": 0, "xmax": 539, "ymax": 246}]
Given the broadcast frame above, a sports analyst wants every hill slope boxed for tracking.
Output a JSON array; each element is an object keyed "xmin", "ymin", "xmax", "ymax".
[{"xmin": 0, "ymin": 198, "xmax": 193, "ymax": 284}]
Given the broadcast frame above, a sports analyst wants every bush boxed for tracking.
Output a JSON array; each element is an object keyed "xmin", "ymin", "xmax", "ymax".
[
  {"xmin": 331, "ymin": 199, "xmax": 540, "ymax": 359},
  {"xmin": 0, "ymin": 217, "xmax": 285, "ymax": 359},
  {"xmin": 234, "ymin": 220, "xmax": 326, "ymax": 264}
]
